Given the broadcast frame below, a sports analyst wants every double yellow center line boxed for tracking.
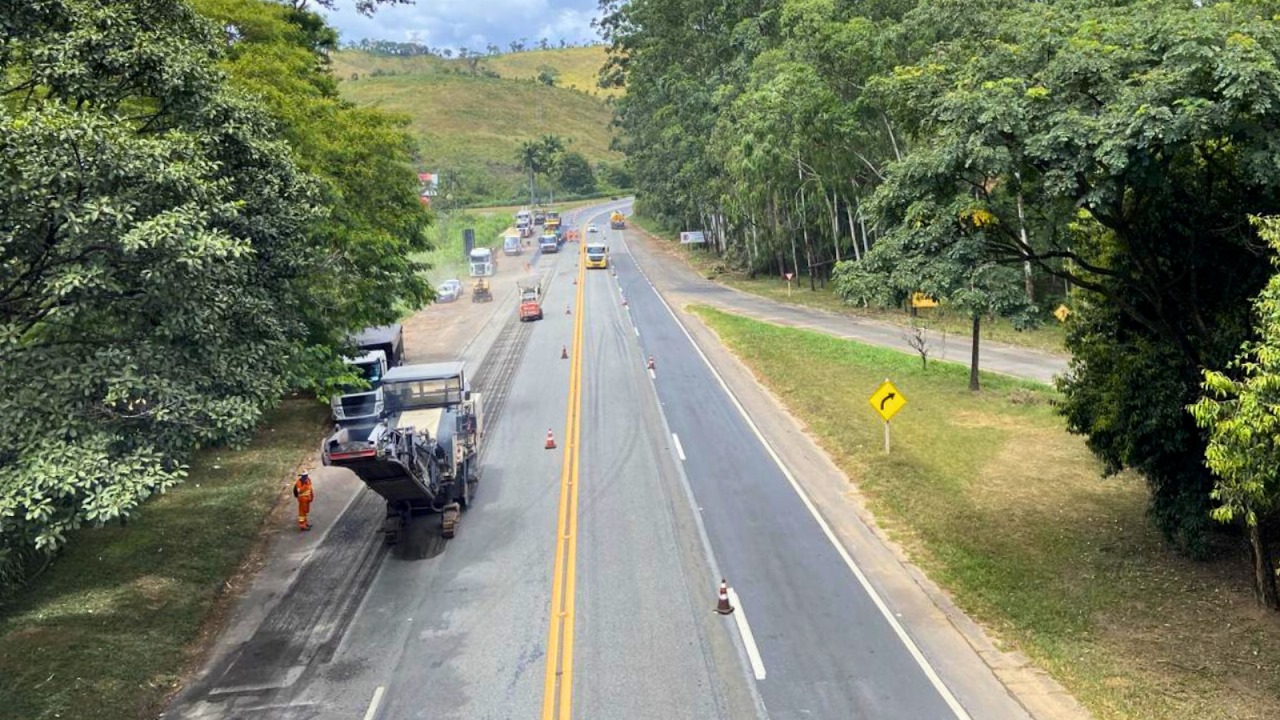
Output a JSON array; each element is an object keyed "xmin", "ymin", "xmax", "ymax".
[{"xmin": 541, "ymin": 240, "xmax": 587, "ymax": 720}]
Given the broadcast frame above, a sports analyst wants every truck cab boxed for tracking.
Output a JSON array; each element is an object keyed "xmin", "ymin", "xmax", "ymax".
[
  {"xmin": 469, "ymin": 247, "xmax": 495, "ymax": 276},
  {"xmin": 330, "ymin": 324, "xmax": 404, "ymax": 426},
  {"xmin": 503, "ymin": 234, "xmax": 522, "ymax": 256},
  {"xmin": 515, "ymin": 210, "xmax": 532, "ymax": 231},
  {"xmin": 545, "ymin": 211, "xmax": 561, "ymax": 231},
  {"xmin": 585, "ymin": 242, "xmax": 609, "ymax": 269},
  {"xmin": 539, "ymin": 233, "xmax": 559, "ymax": 254}
]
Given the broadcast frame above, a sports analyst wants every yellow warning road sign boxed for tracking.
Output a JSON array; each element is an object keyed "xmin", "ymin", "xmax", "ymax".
[
  {"xmin": 910, "ymin": 292, "xmax": 938, "ymax": 309},
  {"xmin": 869, "ymin": 379, "xmax": 907, "ymax": 422},
  {"xmin": 1053, "ymin": 304, "xmax": 1072, "ymax": 322}
]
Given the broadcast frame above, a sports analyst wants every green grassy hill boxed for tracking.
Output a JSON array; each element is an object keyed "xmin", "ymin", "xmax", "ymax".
[
  {"xmin": 332, "ymin": 47, "xmax": 620, "ymax": 205},
  {"xmin": 480, "ymin": 46, "xmax": 618, "ymax": 97}
]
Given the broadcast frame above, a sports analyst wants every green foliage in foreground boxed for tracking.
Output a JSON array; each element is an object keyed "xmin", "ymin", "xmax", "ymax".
[
  {"xmin": 0, "ymin": 399, "xmax": 327, "ymax": 720},
  {"xmin": 0, "ymin": 0, "xmax": 429, "ymax": 587},
  {"xmin": 1192, "ymin": 217, "xmax": 1280, "ymax": 610}
]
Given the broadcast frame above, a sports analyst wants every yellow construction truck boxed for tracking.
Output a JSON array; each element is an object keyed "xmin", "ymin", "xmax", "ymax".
[{"xmin": 610, "ymin": 211, "xmax": 626, "ymax": 229}]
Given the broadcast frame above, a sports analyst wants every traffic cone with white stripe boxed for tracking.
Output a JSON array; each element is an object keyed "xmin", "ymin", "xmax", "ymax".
[
  {"xmin": 545, "ymin": 429, "xmax": 557, "ymax": 450},
  {"xmin": 715, "ymin": 579, "xmax": 734, "ymax": 615}
]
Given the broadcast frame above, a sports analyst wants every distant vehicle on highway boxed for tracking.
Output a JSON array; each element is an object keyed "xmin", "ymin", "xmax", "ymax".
[
  {"xmin": 540, "ymin": 233, "xmax": 559, "ymax": 254},
  {"xmin": 436, "ymin": 279, "xmax": 462, "ymax": 302},
  {"xmin": 518, "ymin": 278, "xmax": 544, "ymax": 321},
  {"xmin": 469, "ymin": 247, "xmax": 496, "ymax": 277},
  {"xmin": 585, "ymin": 242, "xmax": 608, "ymax": 269},
  {"xmin": 587, "ymin": 223, "xmax": 600, "ymax": 234}
]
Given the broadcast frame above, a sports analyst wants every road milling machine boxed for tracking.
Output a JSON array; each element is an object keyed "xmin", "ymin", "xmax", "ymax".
[{"xmin": 322, "ymin": 362, "xmax": 482, "ymax": 542}]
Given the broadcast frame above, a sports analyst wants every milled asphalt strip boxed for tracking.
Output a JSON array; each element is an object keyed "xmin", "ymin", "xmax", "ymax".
[{"xmin": 619, "ymin": 229, "xmax": 975, "ymax": 720}]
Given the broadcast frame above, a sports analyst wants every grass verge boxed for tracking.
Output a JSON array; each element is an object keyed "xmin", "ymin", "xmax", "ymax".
[
  {"xmin": 692, "ymin": 306, "xmax": 1280, "ymax": 720},
  {"xmin": 630, "ymin": 214, "xmax": 1067, "ymax": 354},
  {"xmin": 0, "ymin": 398, "xmax": 329, "ymax": 720}
]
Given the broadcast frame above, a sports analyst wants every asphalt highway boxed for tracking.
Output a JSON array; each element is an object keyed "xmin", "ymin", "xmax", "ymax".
[{"xmin": 171, "ymin": 202, "xmax": 1040, "ymax": 720}]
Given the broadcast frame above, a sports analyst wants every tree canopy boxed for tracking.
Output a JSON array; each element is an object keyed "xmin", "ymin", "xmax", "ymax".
[
  {"xmin": 604, "ymin": 0, "xmax": 1280, "ymax": 602},
  {"xmin": 0, "ymin": 0, "xmax": 430, "ymax": 586}
]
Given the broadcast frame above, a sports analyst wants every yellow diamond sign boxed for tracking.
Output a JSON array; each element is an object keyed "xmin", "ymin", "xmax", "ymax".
[
  {"xmin": 869, "ymin": 379, "xmax": 907, "ymax": 422},
  {"xmin": 1053, "ymin": 304, "xmax": 1072, "ymax": 323}
]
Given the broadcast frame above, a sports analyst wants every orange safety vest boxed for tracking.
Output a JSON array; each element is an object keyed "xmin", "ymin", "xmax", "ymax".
[{"xmin": 293, "ymin": 478, "xmax": 313, "ymax": 502}]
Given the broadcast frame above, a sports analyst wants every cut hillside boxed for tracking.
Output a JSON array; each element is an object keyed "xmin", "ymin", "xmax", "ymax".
[{"xmin": 332, "ymin": 49, "xmax": 620, "ymax": 204}]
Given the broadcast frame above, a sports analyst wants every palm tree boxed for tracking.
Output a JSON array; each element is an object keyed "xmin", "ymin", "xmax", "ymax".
[
  {"xmin": 540, "ymin": 135, "xmax": 565, "ymax": 202},
  {"xmin": 517, "ymin": 141, "xmax": 542, "ymax": 204}
]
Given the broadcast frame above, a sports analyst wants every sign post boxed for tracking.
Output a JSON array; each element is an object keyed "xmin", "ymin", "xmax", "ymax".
[
  {"xmin": 868, "ymin": 379, "xmax": 907, "ymax": 453},
  {"xmin": 784, "ymin": 272, "xmax": 794, "ymax": 297}
]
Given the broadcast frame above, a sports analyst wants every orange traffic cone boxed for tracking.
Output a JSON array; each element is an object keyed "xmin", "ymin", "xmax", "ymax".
[
  {"xmin": 545, "ymin": 429, "xmax": 557, "ymax": 450},
  {"xmin": 715, "ymin": 579, "xmax": 735, "ymax": 615},
  {"xmin": 646, "ymin": 355, "xmax": 655, "ymax": 370},
  {"xmin": 561, "ymin": 345, "xmax": 569, "ymax": 360}
]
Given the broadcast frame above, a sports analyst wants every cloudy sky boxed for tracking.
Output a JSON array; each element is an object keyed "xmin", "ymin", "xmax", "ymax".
[{"xmin": 319, "ymin": 0, "xmax": 603, "ymax": 50}]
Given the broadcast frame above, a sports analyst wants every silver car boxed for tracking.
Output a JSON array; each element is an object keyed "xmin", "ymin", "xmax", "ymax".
[{"xmin": 436, "ymin": 279, "xmax": 463, "ymax": 303}]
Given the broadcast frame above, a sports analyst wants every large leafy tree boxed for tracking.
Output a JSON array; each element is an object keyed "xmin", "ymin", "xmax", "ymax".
[
  {"xmin": 854, "ymin": 1, "xmax": 1280, "ymax": 554},
  {"xmin": 0, "ymin": 0, "xmax": 433, "ymax": 586},
  {"xmin": 0, "ymin": 0, "xmax": 321, "ymax": 579},
  {"xmin": 195, "ymin": 0, "xmax": 432, "ymax": 364},
  {"xmin": 556, "ymin": 151, "xmax": 598, "ymax": 195}
]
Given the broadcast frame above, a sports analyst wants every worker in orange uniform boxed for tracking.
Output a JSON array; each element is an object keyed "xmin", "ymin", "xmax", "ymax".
[{"xmin": 293, "ymin": 471, "xmax": 314, "ymax": 531}]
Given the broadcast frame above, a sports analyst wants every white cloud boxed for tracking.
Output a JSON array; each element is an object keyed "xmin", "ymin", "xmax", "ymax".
[{"xmin": 320, "ymin": 0, "xmax": 602, "ymax": 50}]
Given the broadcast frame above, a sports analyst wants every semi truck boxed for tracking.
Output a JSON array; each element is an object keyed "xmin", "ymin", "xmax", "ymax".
[
  {"xmin": 330, "ymin": 324, "xmax": 405, "ymax": 425},
  {"xmin": 545, "ymin": 211, "xmax": 561, "ymax": 231},
  {"xmin": 515, "ymin": 209, "xmax": 532, "ymax": 231},
  {"xmin": 539, "ymin": 233, "xmax": 559, "ymax": 254},
  {"xmin": 469, "ymin": 247, "xmax": 496, "ymax": 277},
  {"xmin": 610, "ymin": 211, "xmax": 626, "ymax": 229},
  {"xmin": 322, "ymin": 362, "xmax": 482, "ymax": 541},
  {"xmin": 518, "ymin": 277, "xmax": 544, "ymax": 321},
  {"xmin": 585, "ymin": 242, "xmax": 609, "ymax": 269},
  {"xmin": 503, "ymin": 234, "xmax": 523, "ymax": 256}
]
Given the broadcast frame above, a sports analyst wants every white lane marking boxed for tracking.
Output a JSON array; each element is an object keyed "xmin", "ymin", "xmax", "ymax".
[
  {"xmin": 727, "ymin": 588, "xmax": 766, "ymax": 680},
  {"xmin": 634, "ymin": 326, "xmax": 640, "ymax": 337},
  {"xmin": 623, "ymin": 236, "xmax": 973, "ymax": 720},
  {"xmin": 363, "ymin": 686, "xmax": 386, "ymax": 720},
  {"xmin": 672, "ymin": 433, "xmax": 687, "ymax": 461}
]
